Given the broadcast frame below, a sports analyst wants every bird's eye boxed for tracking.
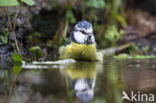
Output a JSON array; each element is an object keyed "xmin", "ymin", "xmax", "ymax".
[{"xmin": 80, "ymin": 30, "xmax": 88, "ymax": 35}]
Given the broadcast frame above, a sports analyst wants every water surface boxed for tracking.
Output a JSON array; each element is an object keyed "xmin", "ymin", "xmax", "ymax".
[{"xmin": 0, "ymin": 59, "xmax": 156, "ymax": 103}]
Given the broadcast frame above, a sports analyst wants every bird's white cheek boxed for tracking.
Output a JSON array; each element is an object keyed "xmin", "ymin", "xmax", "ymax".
[
  {"xmin": 74, "ymin": 31, "xmax": 87, "ymax": 43},
  {"xmin": 91, "ymin": 35, "xmax": 95, "ymax": 42}
]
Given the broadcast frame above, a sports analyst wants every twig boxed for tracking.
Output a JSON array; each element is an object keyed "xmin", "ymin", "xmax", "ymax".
[
  {"xmin": 62, "ymin": 19, "xmax": 69, "ymax": 39},
  {"xmin": 5, "ymin": 7, "xmax": 22, "ymax": 57},
  {"xmin": 99, "ymin": 42, "xmax": 134, "ymax": 56},
  {"xmin": 13, "ymin": 6, "xmax": 20, "ymax": 30},
  {"xmin": 6, "ymin": 7, "xmax": 13, "ymax": 30},
  {"xmin": 12, "ymin": 32, "xmax": 22, "ymax": 57}
]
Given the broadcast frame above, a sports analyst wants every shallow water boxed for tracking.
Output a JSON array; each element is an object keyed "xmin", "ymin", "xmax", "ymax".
[{"xmin": 0, "ymin": 59, "xmax": 156, "ymax": 103}]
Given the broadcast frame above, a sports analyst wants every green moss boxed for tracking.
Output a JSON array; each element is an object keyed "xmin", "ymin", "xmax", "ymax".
[
  {"xmin": 29, "ymin": 46, "xmax": 43, "ymax": 59},
  {"xmin": 113, "ymin": 54, "xmax": 156, "ymax": 59}
]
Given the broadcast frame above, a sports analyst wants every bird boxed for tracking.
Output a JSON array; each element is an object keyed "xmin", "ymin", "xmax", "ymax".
[
  {"xmin": 59, "ymin": 20, "xmax": 103, "ymax": 61},
  {"xmin": 63, "ymin": 62, "xmax": 97, "ymax": 102}
]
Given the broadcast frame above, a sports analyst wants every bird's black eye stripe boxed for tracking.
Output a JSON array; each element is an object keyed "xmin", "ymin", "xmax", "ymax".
[
  {"xmin": 74, "ymin": 29, "xmax": 92, "ymax": 35},
  {"xmin": 80, "ymin": 30, "xmax": 88, "ymax": 35}
]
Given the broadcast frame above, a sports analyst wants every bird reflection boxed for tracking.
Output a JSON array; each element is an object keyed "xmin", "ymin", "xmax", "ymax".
[{"xmin": 62, "ymin": 62, "xmax": 97, "ymax": 102}]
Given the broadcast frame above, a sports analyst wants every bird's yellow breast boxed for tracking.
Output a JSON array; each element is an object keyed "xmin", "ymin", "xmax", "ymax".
[{"xmin": 60, "ymin": 42, "xmax": 98, "ymax": 61}]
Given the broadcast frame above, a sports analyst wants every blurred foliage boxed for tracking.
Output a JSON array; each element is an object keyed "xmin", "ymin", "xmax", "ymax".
[
  {"xmin": 99, "ymin": 0, "xmax": 127, "ymax": 47},
  {"xmin": 0, "ymin": 0, "xmax": 35, "ymax": 6},
  {"xmin": 66, "ymin": 10, "xmax": 76, "ymax": 24},
  {"xmin": 0, "ymin": 0, "xmax": 36, "ymax": 57},
  {"xmin": 18, "ymin": 0, "xmax": 127, "ymax": 48},
  {"xmin": 142, "ymin": 46, "xmax": 149, "ymax": 54},
  {"xmin": 127, "ymin": 44, "xmax": 153, "ymax": 55},
  {"xmin": 12, "ymin": 53, "xmax": 22, "ymax": 64},
  {"xmin": 84, "ymin": 0, "xmax": 105, "ymax": 9},
  {"xmin": 102, "ymin": 61, "xmax": 124, "ymax": 103},
  {"xmin": 58, "ymin": 0, "xmax": 126, "ymax": 48},
  {"xmin": 104, "ymin": 25, "xmax": 125, "ymax": 46},
  {"xmin": 0, "ymin": 0, "xmax": 19, "ymax": 6},
  {"xmin": 105, "ymin": 0, "xmax": 127, "ymax": 25},
  {"xmin": 13, "ymin": 65, "xmax": 22, "ymax": 75},
  {"xmin": 1, "ymin": 0, "xmax": 153, "ymax": 57},
  {"xmin": 12, "ymin": 53, "xmax": 22, "ymax": 75},
  {"xmin": 29, "ymin": 46, "xmax": 43, "ymax": 59},
  {"xmin": 0, "ymin": 28, "xmax": 9, "ymax": 44},
  {"xmin": 21, "ymin": 0, "xmax": 35, "ymax": 6},
  {"xmin": 27, "ymin": 32, "xmax": 42, "ymax": 44}
]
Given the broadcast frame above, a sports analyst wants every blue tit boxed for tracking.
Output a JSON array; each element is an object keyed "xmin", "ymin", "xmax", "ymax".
[
  {"xmin": 62, "ymin": 62, "xmax": 97, "ymax": 102},
  {"xmin": 59, "ymin": 20, "xmax": 103, "ymax": 61}
]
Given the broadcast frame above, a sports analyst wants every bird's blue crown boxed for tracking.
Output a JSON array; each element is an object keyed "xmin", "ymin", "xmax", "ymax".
[{"xmin": 75, "ymin": 20, "xmax": 92, "ymax": 30}]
